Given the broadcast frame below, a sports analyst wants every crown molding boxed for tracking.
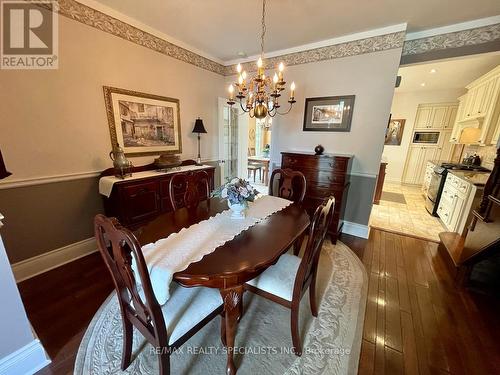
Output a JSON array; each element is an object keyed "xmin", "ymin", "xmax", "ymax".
[
  {"xmin": 403, "ymin": 22, "xmax": 500, "ymax": 56},
  {"xmin": 46, "ymin": 0, "xmax": 226, "ymax": 75},
  {"xmin": 224, "ymin": 23, "xmax": 408, "ymax": 66},
  {"xmin": 405, "ymin": 15, "xmax": 500, "ymax": 41},
  {"xmin": 38, "ymin": 1, "xmax": 500, "ymax": 75},
  {"xmin": 73, "ymin": 0, "xmax": 225, "ymax": 65},
  {"xmin": 223, "ymin": 31, "xmax": 406, "ymax": 75}
]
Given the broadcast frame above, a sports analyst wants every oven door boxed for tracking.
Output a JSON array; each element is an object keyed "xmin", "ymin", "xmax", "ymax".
[{"xmin": 427, "ymin": 171, "xmax": 442, "ymax": 203}]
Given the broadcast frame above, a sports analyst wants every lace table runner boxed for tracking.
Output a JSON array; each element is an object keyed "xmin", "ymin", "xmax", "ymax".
[{"xmin": 138, "ymin": 195, "xmax": 292, "ymax": 304}]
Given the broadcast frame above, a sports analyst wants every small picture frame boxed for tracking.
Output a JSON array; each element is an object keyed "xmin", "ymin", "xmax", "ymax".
[
  {"xmin": 385, "ymin": 118, "xmax": 406, "ymax": 146},
  {"xmin": 303, "ymin": 95, "xmax": 355, "ymax": 132}
]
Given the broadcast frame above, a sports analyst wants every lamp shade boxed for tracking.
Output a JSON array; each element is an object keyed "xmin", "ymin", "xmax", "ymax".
[{"xmin": 192, "ymin": 118, "xmax": 207, "ymax": 134}]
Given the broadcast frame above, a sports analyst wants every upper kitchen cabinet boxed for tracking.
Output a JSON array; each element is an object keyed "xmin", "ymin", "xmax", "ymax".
[
  {"xmin": 451, "ymin": 65, "xmax": 500, "ymax": 145},
  {"xmin": 414, "ymin": 103, "xmax": 458, "ymax": 130}
]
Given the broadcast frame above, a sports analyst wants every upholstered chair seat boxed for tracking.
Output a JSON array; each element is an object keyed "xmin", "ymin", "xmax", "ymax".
[
  {"xmin": 246, "ymin": 254, "xmax": 301, "ymax": 301},
  {"xmin": 244, "ymin": 196, "xmax": 335, "ymax": 356},
  {"xmin": 94, "ymin": 214, "xmax": 223, "ymax": 375},
  {"xmin": 158, "ymin": 284, "xmax": 223, "ymax": 344}
]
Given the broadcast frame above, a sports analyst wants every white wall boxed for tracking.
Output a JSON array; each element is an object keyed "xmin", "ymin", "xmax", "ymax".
[
  {"xmin": 383, "ymin": 88, "xmax": 465, "ymax": 182},
  {"xmin": 271, "ymin": 48, "xmax": 403, "ymax": 176},
  {"xmin": 0, "ymin": 216, "xmax": 49, "ymax": 373},
  {"xmin": 0, "ymin": 16, "xmax": 225, "ymax": 183}
]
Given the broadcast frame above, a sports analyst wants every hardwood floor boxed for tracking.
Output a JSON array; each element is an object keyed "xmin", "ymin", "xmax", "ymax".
[
  {"xmin": 17, "ymin": 229, "xmax": 500, "ymax": 374},
  {"xmin": 341, "ymin": 230, "xmax": 500, "ymax": 375},
  {"xmin": 17, "ymin": 253, "xmax": 114, "ymax": 374}
]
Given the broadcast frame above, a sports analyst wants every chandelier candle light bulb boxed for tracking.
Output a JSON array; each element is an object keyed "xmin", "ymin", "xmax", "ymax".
[{"xmin": 226, "ymin": 0, "xmax": 297, "ymax": 119}]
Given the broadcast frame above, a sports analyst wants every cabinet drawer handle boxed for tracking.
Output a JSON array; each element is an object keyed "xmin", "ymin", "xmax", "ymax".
[{"xmin": 329, "ymin": 162, "xmax": 336, "ymax": 168}]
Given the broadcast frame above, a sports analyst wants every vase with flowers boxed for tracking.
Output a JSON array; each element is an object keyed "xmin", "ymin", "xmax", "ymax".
[{"xmin": 211, "ymin": 177, "xmax": 259, "ymax": 219}]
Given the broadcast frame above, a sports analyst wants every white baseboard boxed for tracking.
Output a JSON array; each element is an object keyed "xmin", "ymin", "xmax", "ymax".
[
  {"xmin": 0, "ymin": 339, "xmax": 50, "ymax": 375},
  {"xmin": 11, "ymin": 237, "xmax": 97, "ymax": 283},
  {"xmin": 342, "ymin": 221, "xmax": 370, "ymax": 239}
]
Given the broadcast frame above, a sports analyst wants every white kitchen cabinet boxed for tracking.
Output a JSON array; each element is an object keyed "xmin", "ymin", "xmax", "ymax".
[
  {"xmin": 492, "ymin": 110, "xmax": 500, "ymax": 146},
  {"xmin": 449, "ymin": 65, "xmax": 500, "ymax": 145},
  {"xmin": 430, "ymin": 106, "xmax": 449, "ymax": 129},
  {"xmin": 438, "ymin": 129, "xmax": 454, "ymax": 162},
  {"xmin": 403, "ymin": 146, "xmax": 438, "ymax": 185},
  {"xmin": 437, "ymin": 172, "xmax": 479, "ymax": 234},
  {"xmin": 414, "ymin": 103, "xmax": 458, "ymax": 130},
  {"xmin": 414, "ymin": 106, "xmax": 432, "ymax": 129},
  {"xmin": 421, "ymin": 161, "xmax": 435, "ymax": 195},
  {"xmin": 444, "ymin": 106, "xmax": 458, "ymax": 129}
]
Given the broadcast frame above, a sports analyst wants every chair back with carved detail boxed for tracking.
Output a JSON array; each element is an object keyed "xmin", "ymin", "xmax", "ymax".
[
  {"xmin": 293, "ymin": 196, "xmax": 335, "ymax": 297},
  {"xmin": 169, "ymin": 170, "xmax": 210, "ymax": 210},
  {"xmin": 94, "ymin": 214, "xmax": 167, "ymax": 348},
  {"xmin": 269, "ymin": 168, "xmax": 307, "ymax": 203}
]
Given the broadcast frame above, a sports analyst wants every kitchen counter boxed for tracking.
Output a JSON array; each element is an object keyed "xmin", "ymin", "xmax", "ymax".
[{"xmin": 448, "ymin": 170, "xmax": 491, "ymax": 186}]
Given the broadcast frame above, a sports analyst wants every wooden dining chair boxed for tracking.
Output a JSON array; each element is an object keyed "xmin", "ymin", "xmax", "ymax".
[
  {"xmin": 169, "ymin": 170, "xmax": 210, "ymax": 210},
  {"xmin": 244, "ymin": 196, "xmax": 335, "ymax": 356},
  {"xmin": 94, "ymin": 214, "xmax": 223, "ymax": 375},
  {"xmin": 269, "ymin": 168, "xmax": 307, "ymax": 204}
]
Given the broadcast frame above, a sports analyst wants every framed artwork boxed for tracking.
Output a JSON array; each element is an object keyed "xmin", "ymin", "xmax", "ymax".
[
  {"xmin": 385, "ymin": 118, "xmax": 406, "ymax": 145},
  {"xmin": 303, "ymin": 95, "xmax": 355, "ymax": 132},
  {"xmin": 103, "ymin": 86, "xmax": 182, "ymax": 156}
]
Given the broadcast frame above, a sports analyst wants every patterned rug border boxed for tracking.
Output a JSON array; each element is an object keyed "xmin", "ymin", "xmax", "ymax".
[{"xmin": 75, "ymin": 241, "xmax": 368, "ymax": 374}]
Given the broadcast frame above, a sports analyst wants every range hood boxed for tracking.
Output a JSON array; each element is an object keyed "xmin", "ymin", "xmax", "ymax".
[{"xmin": 455, "ymin": 117, "xmax": 485, "ymax": 144}]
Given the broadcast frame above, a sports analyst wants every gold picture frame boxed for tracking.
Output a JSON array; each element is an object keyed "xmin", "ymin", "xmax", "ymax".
[{"xmin": 103, "ymin": 86, "xmax": 182, "ymax": 156}]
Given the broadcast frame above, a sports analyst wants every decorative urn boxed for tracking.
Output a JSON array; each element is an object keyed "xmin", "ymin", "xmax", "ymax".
[{"xmin": 314, "ymin": 144, "xmax": 325, "ymax": 155}]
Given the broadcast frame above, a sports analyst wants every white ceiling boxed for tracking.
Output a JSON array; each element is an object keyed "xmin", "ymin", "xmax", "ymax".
[
  {"xmin": 396, "ymin": 53, "xmax": 500, "ymax": 93},
  {"xmin": 89, "ymin": 0, "xmax": 500, "ymax": 61}
]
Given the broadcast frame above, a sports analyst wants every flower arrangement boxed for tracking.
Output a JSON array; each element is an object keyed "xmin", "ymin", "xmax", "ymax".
[
  {"xmin": 211, "ymin": 178, "xmax": 259, "ymax": 219},
  {"xmin": 211, "ymin": 177, "xmax": 259, "ymax": 206}
]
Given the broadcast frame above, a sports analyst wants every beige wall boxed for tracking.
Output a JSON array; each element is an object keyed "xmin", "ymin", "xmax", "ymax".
[
  {"xmin": 270, "ymin": 49, "xmax": 402, "ymax": 225},
  {"xmin": 0, "ymin": 16, "xmax": 224, "ymax": 184},
  {"xmin": 271, "ymin": 48, "xmax": 402, "ymax": 176},
  {"xmin": 383, "ymin": 89, "xmax": 465, "ymax": 182},
  {"xmin": 0, "ymin": 16, "xmax": 225, "ymax": 262}
]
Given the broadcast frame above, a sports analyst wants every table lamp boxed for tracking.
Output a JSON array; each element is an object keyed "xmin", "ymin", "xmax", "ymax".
[{"xmin": 192, "ymin": 118, "xmax": 207, "ymax": 165}]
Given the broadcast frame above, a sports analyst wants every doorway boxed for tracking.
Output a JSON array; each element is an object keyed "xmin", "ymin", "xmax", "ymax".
[
  {"xmin": 247, "ymin": 117, "xmax": 272, "ymax": 194},
  {"xmin": 217, "ymin": 98, "xmax": 249, "ymax": 185}
]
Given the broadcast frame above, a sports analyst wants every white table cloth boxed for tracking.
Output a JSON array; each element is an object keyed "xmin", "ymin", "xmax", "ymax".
[
  {"xmin": 135, "ymin": 195, "xmax": 293, "ymax": 305},
  {"xmin": 98, "ymin": 165, "xmax": 212, "ymax": 197}
]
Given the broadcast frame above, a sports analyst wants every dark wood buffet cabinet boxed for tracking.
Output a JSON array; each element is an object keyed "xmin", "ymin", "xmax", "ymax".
[
  {"xmin": 100, "ymin": 161, "xmax": 215, "ymax": 229},
  {"xmin": 281, "ymin": 152, "xmax": 352, "ymax": 243}
]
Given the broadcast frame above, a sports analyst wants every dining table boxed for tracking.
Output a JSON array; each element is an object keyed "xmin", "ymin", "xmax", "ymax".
[{"xmin": 136, "ymin": 197, "xmax": 310, "ymax": 375}]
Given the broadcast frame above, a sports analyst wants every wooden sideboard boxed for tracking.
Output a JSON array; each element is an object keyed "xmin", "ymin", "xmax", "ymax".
[
  {"xmin": 100, "ymin": 160, "xmax": 215, "ymax": 229},
  {"xmin": 281, "ymin": 152, "xmax": 352, "ymax": 243},
  {"xmin": 373, "ymin": 161, "xmax": 388, "ymax": 205}
]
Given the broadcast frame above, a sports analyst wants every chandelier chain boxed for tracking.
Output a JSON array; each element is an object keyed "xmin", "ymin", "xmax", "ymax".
[
  {"xmin": 260, "ymin": 0, "xmax": 266, "ymax": 57},
  {"xmin": 227, "ymin": 0, "xmax": 296, "ymax": 119}
]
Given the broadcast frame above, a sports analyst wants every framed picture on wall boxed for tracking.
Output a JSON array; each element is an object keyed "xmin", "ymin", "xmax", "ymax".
[
  {"xmin": 385, "ymin": 118, "xmax": 406, "ymax": 146},
  {"xmin": 303, "ymin": 95, "xmax": 355, "ymax": 132},
  {"xmin": 103, "ymin": 86, "xmax": 182, "ymax": 156}
]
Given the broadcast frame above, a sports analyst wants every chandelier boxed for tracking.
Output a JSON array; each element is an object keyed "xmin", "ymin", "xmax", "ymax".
[{"xmin": 227, "ymin": 0, "xmax": 296, "ymax": 119}]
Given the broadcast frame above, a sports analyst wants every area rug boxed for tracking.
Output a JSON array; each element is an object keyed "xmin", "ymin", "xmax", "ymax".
[
  {"xmin": 380, "ymin": 191, "xmax": 407, "ymax": 204},
  {"xmin": 74, "ymin": 241, "xmax": 367, "ymax": 375}
]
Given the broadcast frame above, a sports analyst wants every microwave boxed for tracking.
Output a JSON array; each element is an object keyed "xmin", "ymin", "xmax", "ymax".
[{"xmin": 412, "ymin": 131, "xmax": 440, "ymax": 144}]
